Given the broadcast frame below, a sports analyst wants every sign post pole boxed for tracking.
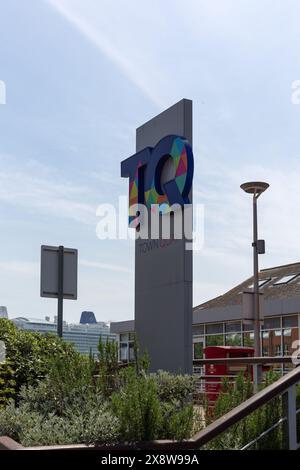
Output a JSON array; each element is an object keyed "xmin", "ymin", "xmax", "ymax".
[{"xmin": 57, "ymin": 245, "xmax": 64, "ymax": 338}]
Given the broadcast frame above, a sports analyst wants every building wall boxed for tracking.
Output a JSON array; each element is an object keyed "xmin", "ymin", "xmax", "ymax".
[{"xmin": 113, "ymin": 314, "xmax": 300, "ymax": 372}]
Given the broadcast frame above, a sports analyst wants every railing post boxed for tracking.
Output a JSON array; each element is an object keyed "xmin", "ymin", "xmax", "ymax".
[{"xmin": 283, "ymin": 385, "xmax": 297, "ymax": 450}]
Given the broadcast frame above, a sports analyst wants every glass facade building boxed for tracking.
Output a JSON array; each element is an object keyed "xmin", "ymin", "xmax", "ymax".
[{"xmin": 192, "ymin": 314, "xmax": 300, "ymax": 373}]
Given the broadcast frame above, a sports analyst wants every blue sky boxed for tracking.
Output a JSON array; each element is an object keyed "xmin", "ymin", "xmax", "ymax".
[{"xmin": 1, "ymin": 0, "xmax": 300, "ymax": 323}]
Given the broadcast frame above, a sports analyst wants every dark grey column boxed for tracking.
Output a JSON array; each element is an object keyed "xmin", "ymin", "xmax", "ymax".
[{"xmin": 135, "ymin": 99, "xmax": 193, "ymax": 374}]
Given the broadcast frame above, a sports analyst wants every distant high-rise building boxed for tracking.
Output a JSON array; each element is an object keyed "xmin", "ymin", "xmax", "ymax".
[
  {"xmin": 0, "ymin": 307, "xmax": 8, "ymax": 319},
  {"xmin": 80, "ymin": 311, "xmax": 97, "ymax": 324},
  {"xmin": 12, "ymin": 316, "xmax": 115, "ymax": 356}
]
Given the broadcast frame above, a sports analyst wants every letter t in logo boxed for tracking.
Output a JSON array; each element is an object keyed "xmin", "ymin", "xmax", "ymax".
[{"xmin": 121, "ymin": 148, "xmax": 150, "ymax": 225}]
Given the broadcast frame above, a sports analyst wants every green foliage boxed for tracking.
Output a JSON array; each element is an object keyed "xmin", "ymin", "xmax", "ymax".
[
  {"xmin": 133, "ymin": 337, "xmax": 150, "ymax": 375},
  {"xmin": 204, "ymin": 370, "xmax": 285, "ymax": 450},
  {"xmin": 111, "ymin": 367, "xmax": 161, "ymax": 442},
  {"xmin": 110, "ymin": 367, "xmax": 195, "ymax": 442},
  {"xmin": 151, "ymin": 370, "xmax": 194, "ymax": 404},
  {"xmin": 97, "ymin": 338, "xmax": 119, "ymax": 396},
  {"xmin": 0, "ymin": 324, "xmax": 196, "ymax": 446},
  {"xmin": 0, "ymin": 400, "xmax": 120, "ymax": 447},
  {"xmin": 0, "ymin": 319, "xmax": 79, "ymax": 397},
  {"xmin": 0, "ymin": 349, "xmax": 120, "ymax": 446},
  {"xmin": 0, "ymin": 361, "xmax": 16, "ymax": 407},
  {"xmin": 18, "ymin": 354, "xmax": 97, "ymax": 417},
  {"xmin": 211, "ymin": 373, "xmax": 253, "ymax": 422},
  {"xmin": 160, "ymin": 401, "xmax": 194, "ymax": 440}
]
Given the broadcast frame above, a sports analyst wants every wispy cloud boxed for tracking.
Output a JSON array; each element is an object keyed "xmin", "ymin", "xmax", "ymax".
[
  {"xmin": 0, "ymin": 261, "xmax": 38, "ymax": 275},
  {"xmin": 46, "ymin": 0, "xmax": 164, "ymax": 108},
  {"xmin": 80, "ymin": 259, "xmax": 132, "ymax": 274},
  {"xmin": 0, "ymin": 155, "xmax": 96, "ymax": 224}
]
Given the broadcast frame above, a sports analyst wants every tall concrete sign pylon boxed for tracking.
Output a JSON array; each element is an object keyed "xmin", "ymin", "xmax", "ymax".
[{"xmin": 121, "ymin": 99, "xmax": 193, "ymax": 373}]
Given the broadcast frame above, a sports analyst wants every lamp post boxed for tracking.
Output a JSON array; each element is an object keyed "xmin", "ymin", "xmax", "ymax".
[{"xmin": 241, "ymin": 181, "xmax": 269, "ymax": 388}]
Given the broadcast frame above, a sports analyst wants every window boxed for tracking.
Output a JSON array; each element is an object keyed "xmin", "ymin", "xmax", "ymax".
[
  {"xmin": 225, "ymin": 321, "xmax": 241, "ymax": 333},
  {"xmin": 248, "ymin": 278, "xmax": 271, "ymax": 289},
  {"xmin": 282, "ymin": 315, "xmax": 298, "ymax": 328},
  {"xmin": 119, "ymin": 332, "xmax": 135, "ymax": 363},
  {"xmin": 243, "ymin": 322, "xmax": 254, "ymax": 332},
  {"xmin": 120, "ymin": 343, "xmax": 128, "ymax": 361},
  {"xmin": 262, "ymin": 317, "xmax": 281, "ymax": 330},
  {"xmin": 193, "ymin": 324, "xmax": 204, "ymax": 335},
  {"xmin": 262, "ymin": 330, "xmax": 282, "ymax": 357},
  {"xmin": 129, "ymin": 342, "xmax": 135, "ymax": 361},
  {"xmin": 273, "ymin": 274, "xmax": 299, "ymax": 285},
  {"xmin": 243, "ymin": 331, "xmax": 254, "ymax": 347},
  {"xmin": 193, "ymin": 342, "xmax": 203, "ymax": 360},
  {"xmin": 225, "ymin": 333, "xmax": 242, "ymax": 346},
  {"xmin": 206, "ymin": 323, "xmax": 223, "ymax": 335},
  {"xmin": 120, "ymin": 333, "xmax": 129, "ymax": 342},
  {"xmin": 206, "ymin": 334, "xmax": 224, "ymax": 347}
]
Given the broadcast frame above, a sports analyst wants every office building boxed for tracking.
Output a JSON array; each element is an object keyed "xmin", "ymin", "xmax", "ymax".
[
  {"xmin": 111, "ymin": 262, "xmax": 300, "ymax": 373},
  {"xmin": 12, "ymin": 315, "xmax": 115, "ymax": 356}
]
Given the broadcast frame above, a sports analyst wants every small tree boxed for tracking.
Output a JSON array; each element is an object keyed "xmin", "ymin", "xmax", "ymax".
[
  {"xmin": 98, "ymin": 338, "xmax": 119, "ymax": 396},
  {"xmin": 111, "ymin": 367, "xmax": 161, "ymax": 442}
]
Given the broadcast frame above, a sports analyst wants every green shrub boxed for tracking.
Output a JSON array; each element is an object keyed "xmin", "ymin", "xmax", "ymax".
[
  {"xmin": 0, "ymin": 348, "xmax": 121, "ymax": 447},
  {"xmin": 151, "ymin": 370, "xmax": 194, "ymax": 404},
  {"xmin": 0, "ymin": 399, "xmax": 120, "ymax": 447},
  {"xmin": 97, "ymin": 339, "xmax": 119, "ymax": 396},
  {"xmin": 111, "ymin": 367, "xmax": 161, "ymax": 442},
  {"xmin": 0, "ymin": 401, "xmax": 41, "ymax": 443},
  {"xmin": 204, "ymin": 370, "xmax": 284, "ymax": 450},
  {"xmin": 17, "ymin": 352, "xmax": 100, "ymax": 418},
  {"xmin": 110, "ymin": 367, "xmax": 195, "ymax": 442},
  {"xmin": 0, "ymin": 361, "xmax": 16, "ymax": 407},
  {"xmin": 0, "ymin": 324, "xmax": 197, "ymax": 446},
  {"xmin": 0, "ymin": 319, "xmax": 79, "ymax": 397},
  {"xmin": 159, "ymin": 401, "xmax": 194, "ymax": 440}
]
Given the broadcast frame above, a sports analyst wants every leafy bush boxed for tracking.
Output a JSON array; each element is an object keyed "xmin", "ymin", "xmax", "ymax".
[
  {"xmin": 0, "ymin": 361, "xmax": 16, "ymax": 407},
  {"xmin": 0, "ymin": 401, "xmax": 42, "ymax": 443},
  {"xmin": 97, "ymin": 339, "xmax": 119, "ymax": 396},
  {"xmin": 111, "ymin": 367, "xmax": 161, "ymax": 442},
  {"xmin": 151, "ymin": 370, "xmax": 194, "ymax": 404},
  {"xmin": 0, "ymin": 319, "xmax": 79, "ymax": 397},
  {"xmin": 0, "ymin": 400, "xmax": 120, "ymax": 447},
  {"xmin": 0, "ymin": 345, "xmax": 123, "ymax": 446},
  {"xmin": 204, "ymin": 370, "xmax": 284, "ymax": 450},
  {"xmin": 110, "ymin": 367, "xmax": 195, "ymax": 442},
  {"xmin": 160, "ymin": 401, "xmax": 194, "ymax": 440},
  {"xmin": 0, "ymin": 325, "xmax": 197, "ymax": 446}
]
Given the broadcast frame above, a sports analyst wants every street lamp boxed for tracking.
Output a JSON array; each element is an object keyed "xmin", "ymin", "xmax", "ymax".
[{"xmin": 241, "ymin": 181, "xmax": 269, "ymax": 387}]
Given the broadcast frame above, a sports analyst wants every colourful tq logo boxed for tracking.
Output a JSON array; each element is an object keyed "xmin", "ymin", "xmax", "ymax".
[{"xmin": 121, "ymin": 135, "xmax": 194, "ymax": 225}]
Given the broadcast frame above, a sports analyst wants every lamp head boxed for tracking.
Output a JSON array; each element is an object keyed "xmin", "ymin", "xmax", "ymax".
[{"xmin": 240, "ymin": 181, "xmax": 269, "ymax": 196}]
